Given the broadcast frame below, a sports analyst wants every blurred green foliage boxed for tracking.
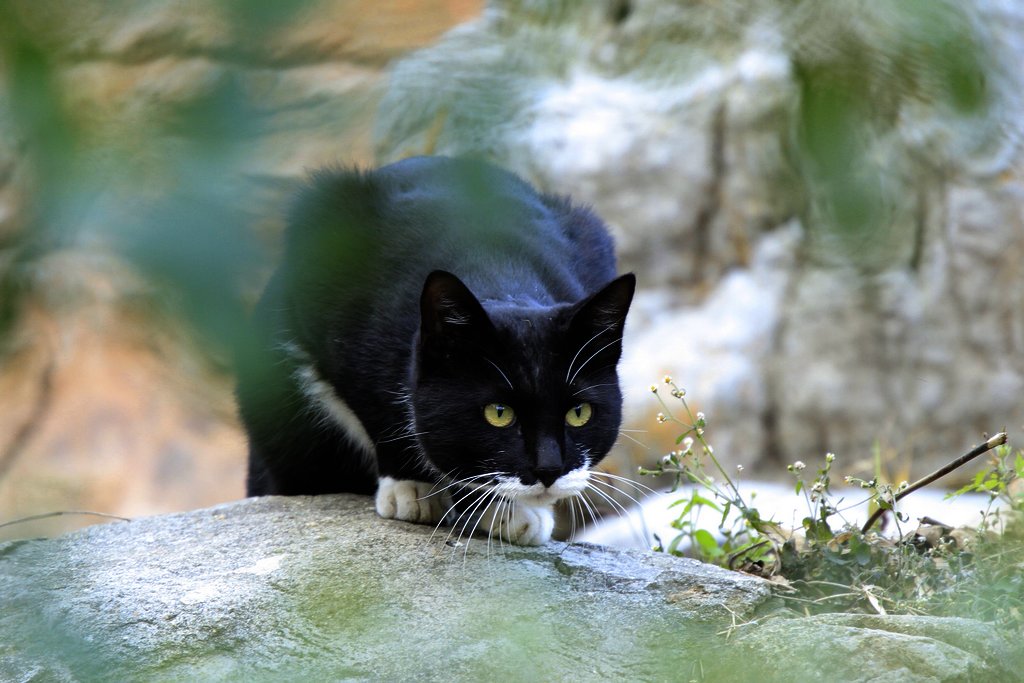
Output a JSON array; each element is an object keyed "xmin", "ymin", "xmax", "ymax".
[
  {"xmin": 792, "ymin": 1, "xmax": 995, "ymax": 268},
  {"xmin": 0, "ymin": 2, "xmax": 315, "ymax": 365}
]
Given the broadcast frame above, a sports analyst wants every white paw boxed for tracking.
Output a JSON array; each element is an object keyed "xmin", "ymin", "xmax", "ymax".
[
  {"xmin": 375, "ymin": 477, "xmax": 445, "ymax": 525},
  {"xmin": 495, "ymin": 502, "xmax": 554, "ymax": 546}
]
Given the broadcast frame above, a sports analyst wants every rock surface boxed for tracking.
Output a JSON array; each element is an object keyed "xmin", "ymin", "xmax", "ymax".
[
  {"xmin": 728, "ymin": 613, "xmax": 1024, "ymax": 683},
  {"xmin": 0, "ymin": 495, "xmax": 768, "ymax": 681},
  {"xmin": 1, "ymin": 495, "xmax": 1018, "ymax": 682}
]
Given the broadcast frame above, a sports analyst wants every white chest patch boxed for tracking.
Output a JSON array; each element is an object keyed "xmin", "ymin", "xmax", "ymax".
[{"xmin": 284, "ymin": 343, "xmax": 376, "ymax": 461}]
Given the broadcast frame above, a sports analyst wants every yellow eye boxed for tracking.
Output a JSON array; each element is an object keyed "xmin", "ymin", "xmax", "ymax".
[
  {"xmin": 565, "ymin": 403, "xmax": 592, "ymax": 427},
  {"xmin": 484, "ymin": 403, "xmax": 516, "ymax": 428}
]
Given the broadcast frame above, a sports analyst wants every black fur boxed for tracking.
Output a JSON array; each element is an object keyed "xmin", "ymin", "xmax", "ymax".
[{"xmin": 237, "ymin": 156, "xmax": 634, "ymax": 497}]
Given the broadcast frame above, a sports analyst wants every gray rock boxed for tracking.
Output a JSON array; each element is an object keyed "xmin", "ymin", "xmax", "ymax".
[
  {"xmin": 723, "ymin": 613, "xmax": 1024, "ymax": 682},
  {"xmin": 0, "ymin": 495, "xmax": 770, "ymax": 681},
  {"xmin": 2, "ymin": 495, "xmax": 1017, "ymax": 681}
]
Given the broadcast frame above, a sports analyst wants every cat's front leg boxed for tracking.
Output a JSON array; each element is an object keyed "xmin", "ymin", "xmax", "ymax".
[
  {"xmin": 483, "ymin": 501, "xmax": 555, "ymax": 546},
  {"xmin": 375, "ymin": 476, "xmax": 447, "ymax": 525}
]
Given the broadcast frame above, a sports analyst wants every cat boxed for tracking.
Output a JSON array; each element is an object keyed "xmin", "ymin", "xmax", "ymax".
[{"xmin": 236, "ymin": 156, "xmax": 634, "ymax": 546}]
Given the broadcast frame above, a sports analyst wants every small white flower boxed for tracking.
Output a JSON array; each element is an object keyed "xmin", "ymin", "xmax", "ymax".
[
  {"xmin": 825, "ymin": 452, "xmax": 836, "ymax": 463},
  {"xmin": 681, "ymin": 437, "xmax": 694, "ymax": 450},
  {"xmin": 663, "ymin": 375, "xmax": 673, "ymax": 384},
  {"xmin": 661, "ymin": 454, "xmax": 674, "ymax": 465},
  {"xmin": 696, "ymin": 411, "xmax": 706, "ymax": 423},
  {"xmin": 656, "ymin": 412, "xmax": 667, "ymax": 423},
  {"xmin": 792, "ymin": 461, "xmax": 806, "ymax": 472},
  {"xmin": 736, "ymin": 464, "xmax": 744, "ymax": 473},
  {"xmin": 649, "ymin": 384, "xmax": 658, "ymax": 393}
]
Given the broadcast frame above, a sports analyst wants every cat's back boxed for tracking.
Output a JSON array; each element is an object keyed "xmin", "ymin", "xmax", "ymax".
[{"xmin": 284, "ymin": 156, "xmax": 617, "ymax": 307}]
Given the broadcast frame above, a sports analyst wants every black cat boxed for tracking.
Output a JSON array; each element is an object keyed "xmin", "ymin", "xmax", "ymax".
[{"xmin": 237, "ymin": 156, "xmax": 634, "ymax": 545}]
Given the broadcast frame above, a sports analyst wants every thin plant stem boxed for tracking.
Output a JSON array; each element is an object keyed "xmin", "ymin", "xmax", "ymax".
[
  {"xmin": 861, "ymin": 432, "xmax": 1007, "ymax": 533},
  {"xmin": 0, "ymin": 510, "xmax": 130, "ymax": 531}
]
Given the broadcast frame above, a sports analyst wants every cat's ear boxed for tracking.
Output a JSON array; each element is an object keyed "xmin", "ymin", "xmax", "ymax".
[
  {"xmin": 419, "ymin": 270, "xmax": 493, "ymax": 348},
  {"xmin": 567, "ymin": 273, "xmax": 636, "ymax": 373}
]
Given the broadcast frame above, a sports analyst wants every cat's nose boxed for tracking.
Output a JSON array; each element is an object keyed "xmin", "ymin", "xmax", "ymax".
[
  {"xmin": 532, "ymin": 467, "xmax": 562, "ymax": 488},
  {"xmin": 534, "ymin": 435, "xmax": 562, "ymax": 488}
]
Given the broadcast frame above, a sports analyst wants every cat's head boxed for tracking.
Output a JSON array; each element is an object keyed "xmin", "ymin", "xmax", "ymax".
[{"xmin": 410, "ymin": 270, "xmax": 635, "ymax": 504}]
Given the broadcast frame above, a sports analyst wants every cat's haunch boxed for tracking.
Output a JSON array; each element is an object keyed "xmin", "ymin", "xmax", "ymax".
[{"xmin": 237, "ymin": 156, "xmax": 634, "ymax": 546}]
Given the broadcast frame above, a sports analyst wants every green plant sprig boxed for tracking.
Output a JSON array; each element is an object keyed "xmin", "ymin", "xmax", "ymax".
[
  {"xmin": 639, "ymin": 377, "xmax": 1023, "ymax": 631},
  {"xmin": 646, "ymin": 376, "xmax": 745, "ymax": 505},
  {"xmin": 639, "ymin": 376, "xmax": 780, "ymax": 565}
]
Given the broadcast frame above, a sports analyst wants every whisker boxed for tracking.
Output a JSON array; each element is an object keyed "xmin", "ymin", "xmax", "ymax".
[
  {"xmin": 377, "ymin": 430, "xmax": 430, "ymax": 445},
  {"xmin": 565, "ymin": 326, "xmax": 612, "ymax": 383},
  {"xmin": 586, "ymin": 482, "xmax": 651, "ymax": 547},
  {"xmin": 578, "ymin": 490, "xmax": 605, "ymax": 526},
  {"xmin": 589, "ymin": 481, "xmax": 634, "ymax": 511},
  {"xmin": 589, "ymin": 470, "xmax": 659, "ymax": 496},
  {"xmin": 616, "ymin": 431, "xmax": 650, "ymax": 449},
  {"xmin": 464, "ymin": 488, "xmax": 502, "ymax": 562},
  {"xmin": 505, "ymin": 497, "xmax": 515, "ymax": 545},
  {"xmin": 483, "ymin": 357, "xmax": 514, "ymax": 391},
  {"xmin": 571, "ymin": 382, "xmax": 619, "ymax": 397},
  {"xmin": 499, "ymin": 497, "xmax": 512, "ymax": 550},
  {"xmin": 568, "ymin": 335, "xmax": 623, "ymax": 386},
  {"xmin": 440, "ymin": 502, "xmax": 475, "ymax": 550},
  {"xmin": 486, "ymin": 493, "xmax": 505, "ymax": 556},
  {"xmin": 451, "ymin": 484, "xmax": 503, "ymax": 558},
  {"xmin": 433, "ymin": 482, "xmax": 494, "ymax": 545},
  {"xmin": 589, "ymin": 479, "xmax": 643, "ymax": 509},
  {"xmin": 568, "ymin": 497, "xmax": 577, "ymax": 540},
  {"xmin": 420, "ymin": 472, "xmax": 500, "ymax": 500},
  {"xmin": 445, "ymin": 492, "xmax": 484, "ymax": 552}
]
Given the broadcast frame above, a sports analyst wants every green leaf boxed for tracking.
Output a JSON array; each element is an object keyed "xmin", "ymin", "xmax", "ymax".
[
  {"xmin": 690, "ymin": 493, "xmax": 723, "ymax": 513},
  {"xmin": 694, "ymin": 529, "xmax": 722, "ymax": 558},
  {"xmin": 719, "ymin": 501, "xmax": 732, "ymax": 529},
  {"xmin": 667, "ymin": 533, "xmax": 685, "ymax": 556}
]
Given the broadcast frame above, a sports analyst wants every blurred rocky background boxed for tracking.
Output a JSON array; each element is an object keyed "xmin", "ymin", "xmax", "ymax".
[
  {"xmin": 0, "ymin": 0, "xmax": 482, "ymax": 539},
  {"xmin": 1, "ymin": 0, "xmax": 1022, "ymax": 540}
]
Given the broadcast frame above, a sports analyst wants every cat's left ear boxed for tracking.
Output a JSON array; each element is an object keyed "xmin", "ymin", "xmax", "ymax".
[
  {"xmin": 419, "ymin": 270, "xmax": 494, "ymax": 349},
  {"xmin": 568, "ymin": 273, "xmax": 636, "ymax": 364}
]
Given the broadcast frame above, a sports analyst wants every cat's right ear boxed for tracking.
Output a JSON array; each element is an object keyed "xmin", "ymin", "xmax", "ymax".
[{"xmin": 419, "ymin": 270, "xmax": 493, "ymax": 349}]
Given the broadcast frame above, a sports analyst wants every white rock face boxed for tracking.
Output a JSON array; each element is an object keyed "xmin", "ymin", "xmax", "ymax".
[{"xmin": 376, "ymin": 0, "xmax": 1024, "ymax": 475}]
